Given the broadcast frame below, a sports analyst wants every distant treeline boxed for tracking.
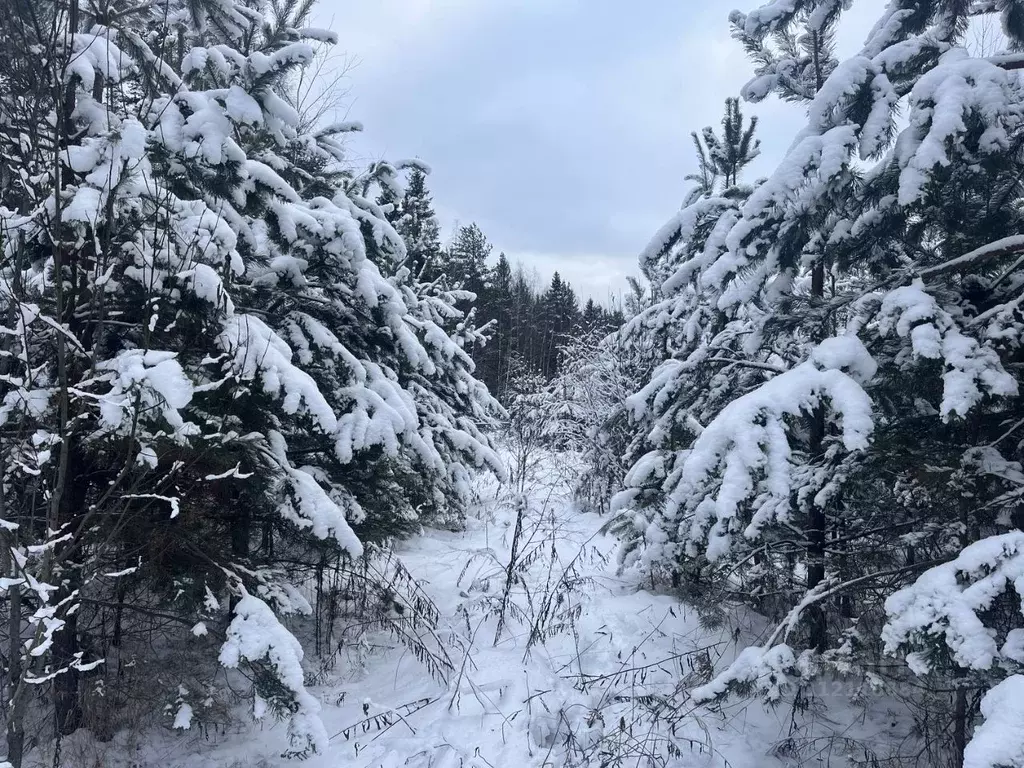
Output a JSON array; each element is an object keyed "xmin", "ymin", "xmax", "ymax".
[{"xmin": 381, "ymin": 168, "xmax": 625, "ymax": 400}]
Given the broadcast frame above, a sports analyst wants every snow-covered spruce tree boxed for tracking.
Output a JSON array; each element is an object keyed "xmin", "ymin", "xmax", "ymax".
[
  {"xmin": 440, "ymin": 222, "xmax": 498, "ymax": 383},
  {"xmin": 0, "ymin": 0, "xmax": 501, "ymax": 759},
  {"xmin": 532, "ymin": 283, "xmax": 653, "ymax": 515},
  {"xmin": 538, "ymin": 272, "xmax": 580, "ymax": 379},
  {"xmin": 358, "ymin": 182, "xmax": 505, "ymax": 525},
  {"xmin": 613, "ymin": 1, "xmax": 1024, "ymax": 760},
  {"xmin": 380, "ymin": 165, "xmax": 444, "ymax": 281},
  {"xmin": 443, "ymin": 222, "xmax": 492, "ymax": 304}
]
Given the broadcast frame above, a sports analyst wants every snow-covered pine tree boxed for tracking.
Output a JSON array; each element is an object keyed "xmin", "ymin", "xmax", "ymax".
[
  {"xmin": 0, "ymin": 0, "xmax": 502, "ymax": 759},
  {"xmin": 484, "ymin": 252, "xmax": 516, "ymax": 399},
  {"xmin": 385, "ymin": 165, "xmax": 443, "ymax": 281},
  {"xmin": 609, "ymin": 84, "xmax": 765, "ymax": 588},
  {"xmin": 444, "ymin": 222, "xmax": 491, "ymax": 301},
  {"xmin": 685, "ymin": 97, "xmax": 762, "ymax": 203},
  {"xmin": 614, "ymin": 1, "xmax": 1024, "ymax": 760},
  {"xmin": 361, "ymin": 186, "xmax": 506, "ymax": 526},
  {"xmin": 538, "ymin": 272, "xmax": 580, "ymax": 378},
  {"xmin": 438, "ymin": 222, "xmax": 498, "ymax": 389},
  {"xmin": 544, "ymin": 315, "xmax": 650, "ymax": 516}
]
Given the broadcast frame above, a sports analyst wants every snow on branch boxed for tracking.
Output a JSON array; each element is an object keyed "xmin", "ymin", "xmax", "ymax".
[
  {"xmin": 964, "ymin": 675, "xmax": 1024, "ymax": 768},
  {"xmin": 669, "ymin": 336, "xmax": 876, "ymax": 560},
  {"xmin": 638, "ymin": 196, "xmax": 733, "ymax": 281},
  {"xmin": 217, "ymin": 314, "xmax": 338, "ymax": 433},
  {"xmin": 987, "ymin": 52, "xmax": 1024, "ymax": 71},
  {"xmin": 294, "ymin": 27, "xmax": 339, "ymax": 44},
  {"xmin": 266, "ymin": 431, "xmax": 363, "ymax": 556},
  {"xmin": 918, "ymin": 235, "xmax": 1024, "ymax": 278},
  {"xmin": 691, "ymin": 644, "xmax": 798, "ymax": 704},
  {"xmin": 896, "ymin": 50, "xmax": 1024, "ymax": 206},
  {"xmin": 219, "ymin": 590, "xmax": 329, "ymax": 754},
  {"xmin": 883, "ymin": 531, "xmax": 1024, "ymax": 673},
  {"xmin": 877, "ymin": 280, "xmax": 1018, "ymax": 419},
  {"xmin": 314, "ymin": 121, "xmax": 363, "ymax": 137},
  {"xmin": 92, "ymin": 349, "xmax": 196, "ymax": 440},
  {"xmin": 729, "ymin": 0, "xmax": 801, "ymax": 39}
]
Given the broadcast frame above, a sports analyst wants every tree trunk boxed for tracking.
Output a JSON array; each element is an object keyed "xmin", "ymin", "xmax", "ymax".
[
  {"xmin": 229, "ymin": 492, "xmax": 250, "ymax": 615},
  {"xmin": 952, "ymin": 680, "xmax": 967, "ymax": 768},
  {"xmin": 805, "ymin": 259, "xmax": 828, "ymax": 652},
  {"xmin": 52, "ymin": 445, "xmax": 87, "ymax": 737},
  {"xmin": 52, "ymin": 603, "xmax": 82, "ymax": 736},
  {"xmin": 112, "ymin": 578, "xmax": 127, "ymax": 650},
  {"xmin": 3, "ymin": 526, "xmax": 25, "ymax": 768},
  {"xmin": 49, "ymin": 0, "xmax": 86, "ymax": 737}
]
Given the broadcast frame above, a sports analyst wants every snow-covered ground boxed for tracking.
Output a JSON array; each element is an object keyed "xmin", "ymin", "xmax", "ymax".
[{"xmin": 56, "ymin": 451, "xmax": 909, "ymax": 767}]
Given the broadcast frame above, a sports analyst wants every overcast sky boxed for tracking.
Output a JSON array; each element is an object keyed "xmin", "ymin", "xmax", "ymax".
[{"xmin": 314, "ymin": 1, "xmax": 886, "ymax": 303}]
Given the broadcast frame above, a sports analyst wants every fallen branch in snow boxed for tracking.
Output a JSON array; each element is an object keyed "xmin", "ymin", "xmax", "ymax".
[
  {"xmin": 568, "ymin": 642, "xmax": 724, "ymax": 688},
  {"xmin": 329, "ymin": 696, "xmax": 438, "ymax": 742}
]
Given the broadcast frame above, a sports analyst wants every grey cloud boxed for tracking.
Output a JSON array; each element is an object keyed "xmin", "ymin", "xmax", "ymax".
[{"xmin": 317, "ymin": 1, "xmax": 886, "ymax": 299}]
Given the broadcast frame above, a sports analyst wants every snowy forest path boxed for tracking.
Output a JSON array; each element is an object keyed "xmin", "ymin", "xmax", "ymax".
[{"xmin": 125, "ymin": 450, "xmax": 899, "ymax": 768}]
